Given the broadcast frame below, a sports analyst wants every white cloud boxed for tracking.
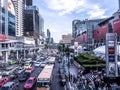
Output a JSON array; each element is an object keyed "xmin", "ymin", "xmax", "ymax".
[
  {"xmin": 44, "ymin": 0, "xmax": 86, "ymax": 15},
  {"xmin": 43, "ymin": 0, "xmax": 107, "ymax": 18},
  {"xmin": 87, "ymin": 5, "xmax": 107, "ymax": 18}
]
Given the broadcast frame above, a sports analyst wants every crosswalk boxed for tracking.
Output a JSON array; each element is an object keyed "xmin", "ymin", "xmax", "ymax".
[{"xmin": 84, "ymin": 73, "xmax": 96, "ymax": 81}]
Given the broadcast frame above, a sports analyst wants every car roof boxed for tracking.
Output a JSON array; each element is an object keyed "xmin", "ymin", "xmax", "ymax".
[
  {"xmin": 29, "ymin": 77, "xmax": 35, "ymax": 80},
  {"xmin": 3, "ymin": 82, "xmax": 14, "ymax": 87}
]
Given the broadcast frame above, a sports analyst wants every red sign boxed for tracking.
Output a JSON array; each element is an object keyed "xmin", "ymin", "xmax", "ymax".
[{"xmin": 108, "ymin": 48, "xmax": 115, "ymax": 54}]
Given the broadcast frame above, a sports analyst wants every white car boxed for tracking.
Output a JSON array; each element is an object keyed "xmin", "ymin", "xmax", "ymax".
[
  {"xmin": 34, "ymin": 62, "xmax": 41, "ymax": 67},
  {"xmin": 40, "ymin": 62, "xmax": 46, "ymax": 67}
]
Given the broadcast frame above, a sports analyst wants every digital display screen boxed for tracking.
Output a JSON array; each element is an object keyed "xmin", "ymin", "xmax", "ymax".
[{"xmin": 109, "ymin": 56, "xmax": 115, "ymax": 62}]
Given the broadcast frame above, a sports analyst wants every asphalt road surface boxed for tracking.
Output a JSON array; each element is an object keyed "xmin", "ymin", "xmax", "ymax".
[
  {"xmin": 18, "ymin": 61, "xmax": 64, "ymax": 90},
  {"xmin": 18, "ymin": 66, "xmax": 42, "ymax": 90},
  {"xmin": 51, "ymin": 61, "xmax": 65, "ymax": 90}
]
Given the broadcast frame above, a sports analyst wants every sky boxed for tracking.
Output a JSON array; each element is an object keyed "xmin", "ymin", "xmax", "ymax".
[{"xmin": 34, "ymin": 0, "xmax": 118, "ymax": 43}]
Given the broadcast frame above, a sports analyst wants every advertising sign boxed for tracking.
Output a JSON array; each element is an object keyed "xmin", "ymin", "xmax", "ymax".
[
  {"xmin": 108, "ymin": 47, "xmax": 115, "ymax": 54},
  {"xmin": 109, "ymin": 56, "xmax": 115, "ymax": 62},
  {"xmin": 1, "ymin": 0, "xmax": 15, "ymax": 15},
  {"xmin": 106, "ymin": 33, "xmax": 118, "ymax": 77},
  {"xmin": 108, "ymin": 63, "xmax": 116, "ymax": 76},
  {"xmin": 74, "ymin": 42, "xmax": 78, "ymax": 52},
  {"xmin": 108, "ymin": 41, "xmax": 115, "ymax": 47}
]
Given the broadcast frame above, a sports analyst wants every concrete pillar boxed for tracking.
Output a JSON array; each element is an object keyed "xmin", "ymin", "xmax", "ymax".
[
  {"xmin": 16, "ymin": 50, "xmax": 19, "ymax": 59},
  {"xmin": 5, "ymin": 51, "xmax": 8, "ymax": 62},
  {"xmin": 8, "ymin": 44, "xmax": 10, "ymax": 56},
  {"xmin": 24, "ymin": 50, "xmax": 25, "ymax": 58}
]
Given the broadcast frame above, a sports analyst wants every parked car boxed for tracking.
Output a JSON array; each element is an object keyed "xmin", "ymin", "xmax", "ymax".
[
  {"xmin": 25, "ymin": 67, "xmax": 34, "ymax": 73},
  {"xmin": 19, "ymin": 72, "xmax": 30, "ymax": 81},
  {"xmin": 0, "ymin": 81, "xmax": 19, "ymax": 90},
  {"xmin": 24, "ymin": 77, "xmax": 37, "ymax": 89},
  {"xmin": 0, "ymin": 77, "xmax": 9, "ymax": 88}
]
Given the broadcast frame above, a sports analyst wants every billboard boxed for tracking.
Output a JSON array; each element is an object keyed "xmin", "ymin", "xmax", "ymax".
[
  {"xmin": 1, "ymin": 0, "xmax": 15, "ymax": 15},
  {"xmin": 106, "ymin": 33, "xmax": 118, "ymax": 77},
  {"xmin": 108, "ymin": 63, "xmax": 116, "ymax": 76},
  {"xmin": 74, "ymin": 42, "xmax": 78, "ymax": 52}
]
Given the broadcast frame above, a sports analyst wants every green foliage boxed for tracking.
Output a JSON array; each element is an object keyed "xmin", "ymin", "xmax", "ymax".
[
  {"xmin": 45, "ymin": 44, "xmax": 48, "ymax": 49},
  {"xmin": 75, "ymin": 52, "xmax": 105, "ymax": 68}
]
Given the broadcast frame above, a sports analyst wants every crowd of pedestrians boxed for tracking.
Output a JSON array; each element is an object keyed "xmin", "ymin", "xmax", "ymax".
[
  {"xmin": 59, "ymin": 52, "xmax": 120, "ymax": 90},
  {"xmin": 74, "ymin": 69, "xmax": 119, "ymax": 90}
]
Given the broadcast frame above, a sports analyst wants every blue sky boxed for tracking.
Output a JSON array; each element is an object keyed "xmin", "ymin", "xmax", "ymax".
[{"xmin": 34, "ymin": 0, "xmax": 118, "ymax": 43}]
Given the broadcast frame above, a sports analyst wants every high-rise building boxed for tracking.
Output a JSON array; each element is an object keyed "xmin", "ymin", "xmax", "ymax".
[
  {"xmin": 46, "ymin": 29, "xmax": 51, "ymax": 44},
  {"xmin": 72, "ymin": 19, "xmax": 104, "ymax": 50},
  {"xmin": 23, "ymin": 6, "xmax": 40, "ymax": 45},
  {"xmin": 47, "ymin": 29, "xmax": 51, "ymax": 38},
  {"xmin": 0, "ymin": 0, "xmax": 16, "ymax": 36},
  {"xmin": 13, "ymin": 0, "xmax": 24, "ymax": 36},
  {"xmin": 39, "ymin": 15, "xmax": 44, "ymax": 35},
  {"xmin": 23, "ymin": 0, "xmax": 32, "ymax": 6}
]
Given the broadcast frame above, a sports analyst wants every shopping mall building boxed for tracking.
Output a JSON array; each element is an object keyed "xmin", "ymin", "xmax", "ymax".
[{"xmin": 72, "ymin": 10, "xmax": 120, "ymax": 51}]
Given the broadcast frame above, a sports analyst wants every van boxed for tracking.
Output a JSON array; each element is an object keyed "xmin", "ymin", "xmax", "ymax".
[{"xmin": 1, "ymin": 81, "xmax": 18, "ymax": 90}]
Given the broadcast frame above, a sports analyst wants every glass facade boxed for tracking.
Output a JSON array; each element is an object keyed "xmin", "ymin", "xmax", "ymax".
[
  {"xmin": 0, "ymin": 0, "xmax": 16, "ymax": 36},
  {"xmin": 8, "ymin": 11, "xmax": 15, "ymax": 36}
]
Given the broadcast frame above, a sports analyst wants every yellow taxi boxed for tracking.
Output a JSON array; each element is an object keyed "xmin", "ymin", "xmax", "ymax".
[{"xmin": 24, "ymin": 64, "xmax": 31, "ymax": 69}]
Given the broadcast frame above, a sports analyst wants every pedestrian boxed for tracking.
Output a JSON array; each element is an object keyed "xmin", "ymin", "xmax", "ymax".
[
  {"xmin": 88, "ymin": 81, "xmax": 94, "ymax": 90},
  {"xmin": 100, "ymin": 80, "xmax": 105, "ymax": 89},
  {"xmin": 94, "ymin": 79, "xmax": 99, "ymax": 90},
  {"xmin": 106, "ymin": 83, "xmax": 111, "ymax": 90}
]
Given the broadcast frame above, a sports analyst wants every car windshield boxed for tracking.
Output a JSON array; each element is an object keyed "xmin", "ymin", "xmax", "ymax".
[
  {"xmin": 26, "ymin": 68, "xmax": 32, "ymax": 70},
  {"xmin": 27, "ymin": 79, "xmax": 33, "ymax": 83},
  {"xmin": 37, "ymin": 82, "xmax": 49, "ymax": 87}
]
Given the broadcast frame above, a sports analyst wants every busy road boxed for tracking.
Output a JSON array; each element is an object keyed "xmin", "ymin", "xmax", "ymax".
[
  {"xmin": 0, "ymin": 49, "xmax": 67, "ymax": 90},
  {"xmin": 18, "ymin": 66, "xmax": 42, "ymax": 90}
]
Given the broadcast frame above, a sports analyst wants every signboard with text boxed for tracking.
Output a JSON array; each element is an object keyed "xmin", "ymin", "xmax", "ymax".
[
  {"xmin": 74, "ymin": 42, "xmax": 78, "ymax": 53},
  {"xmin": 106, "ymin": 33, "xmax": 118, "ymax": 77}
]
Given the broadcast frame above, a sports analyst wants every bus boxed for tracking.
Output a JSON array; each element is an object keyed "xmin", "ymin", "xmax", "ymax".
[
  {"xmin": 47, "ymin": 57, "xmax": 56, "ymax": 64},
  {"xmin": 36, "ymin": 64, "xmax": 54, "ymax": 90}
]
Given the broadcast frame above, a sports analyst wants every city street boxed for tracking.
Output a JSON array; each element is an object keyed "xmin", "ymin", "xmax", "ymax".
[
  {"xmin": 51, "ymin": 60, "xmax": 65, "ymax": 90},
  {"xmin": 17, "ymin": 57, "xmax": 64, "ymax": 90},
  {"xmin": 1, "ymin": 0, "xmax": 120, "ymax": 90},
  {"xmin": 18, "ymin": 66, "xmax": 42, "ymax": 90}
]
